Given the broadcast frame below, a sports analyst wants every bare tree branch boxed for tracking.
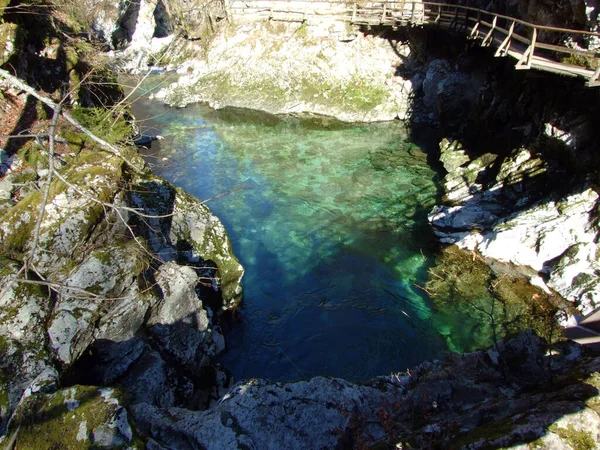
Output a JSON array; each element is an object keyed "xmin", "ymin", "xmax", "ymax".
[
  {"xmin": 28, "ymin": 104, "xmax": 61, "ymax": 268},
  {"xmin": 0, "ymin": 68, "xmax": 145, "ymax": 174}
]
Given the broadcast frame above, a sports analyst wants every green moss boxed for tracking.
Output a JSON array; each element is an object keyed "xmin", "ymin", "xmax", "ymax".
[
  {"xmin": 296, "ymin": 22, "xmax": 309, "ymax": 38},
  {"xmin": 13, "ymin": 386, "xmax": 136, "ymax": 449},
  {"xmin": 549, "ymin": 424, "xmax": 595, "ymax": 450},
  {"xmin": 528, "ymin": 438, "xmax": 544, "ymax": 448},
  {"xmin": 0, "ymin": 23, "xmax": 20, "ymax": 65},
  {"xmin": 16, "ymin": 142, "xmax": 47, "ymax": 170},
  {"xmin": 62, "ymin": 129, "xmax": 85, "ymax": 152},
  {"xmin": 450, "ymin": 416, "xmax": 520, "ymax": 447},
  {"xmin": 35, "ymin": 100, "xmax": 49, "ymax": 120},
  {"xmin": 10, "ymin": 171, "xmax": 38, "ymax": 185},
  {"xmin": 64, "ymin": 46, "xmax": 79, "ymax": 71},
  {"xmin": 0, "ymin": 192, "xmax": 41, "ymax": 255},
  {"xmin": 561, "ymin": 54, "xmax": 598, "ymax": 70},
  {"xmin": 0, "ymin": 385, "xmax": 8, "ymax": 412},
  {"xmin": 71, "ymin": 106, "xmax": 133, "ymax": 145}
]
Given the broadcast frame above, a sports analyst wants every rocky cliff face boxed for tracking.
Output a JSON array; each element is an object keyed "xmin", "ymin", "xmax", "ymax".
[
  {"xmin": 412, "ymin": 37, "xmax": 600, "ymax": 317},
  {"xmin": 0, "ymin": 2, "xmax": 244, "ymax": 444},
  {"xmin": 150, "ymin": 19, "xmax": 414, "ymax": 122}
]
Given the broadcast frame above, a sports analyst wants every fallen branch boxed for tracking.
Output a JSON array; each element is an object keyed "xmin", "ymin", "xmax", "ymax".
[
  {"xmin": 0, "ymin": 68, "xmax": 144, "ymax": 174},
  {"xmin": 28, "ymin": 104, "xmax": 61, "ymax": 268}
]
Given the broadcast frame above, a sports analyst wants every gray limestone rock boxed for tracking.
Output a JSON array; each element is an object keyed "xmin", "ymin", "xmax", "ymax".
[
  {"xmin": 130, "ymin": 332, "xmax": 600, "ymax": 450},
  {"xmin": 129, "ymin": 176, "xmax": 244, "ymax": 309},
  {"xmin": 0, "ymin": 263, "xmax": 56, "ymax": 436},
  {"xmin": 47, "ymin": 243, "xmax": 148, "ymax": 365},
  {"xmin": 149, "ymin": 262, "xmax": 214, "ymax": 372}
]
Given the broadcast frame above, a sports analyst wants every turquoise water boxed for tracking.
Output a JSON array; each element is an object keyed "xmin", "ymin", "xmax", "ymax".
[{"xmin": 131, "ymin": 88, "xmax": 453, "ymax": 382}]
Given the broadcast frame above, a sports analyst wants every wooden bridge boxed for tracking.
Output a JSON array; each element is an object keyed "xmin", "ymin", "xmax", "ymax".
[{"xmin": 229, "ymin": 0, "xmax": 600, "ymax": 87}]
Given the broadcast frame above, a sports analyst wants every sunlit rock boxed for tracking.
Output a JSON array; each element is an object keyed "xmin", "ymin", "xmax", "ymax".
[
  {"xmin": 8, "ymin": 386, "xmax": 137, "ymax": 448},
  {"xmin": 151, "ymin": 20, "xmax": 414, "ymax": 122}
]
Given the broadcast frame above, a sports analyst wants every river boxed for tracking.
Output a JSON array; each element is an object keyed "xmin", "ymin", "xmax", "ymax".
[{"xmin": 129, "ymin": 77, "xmax": 482, "ymax": 382}]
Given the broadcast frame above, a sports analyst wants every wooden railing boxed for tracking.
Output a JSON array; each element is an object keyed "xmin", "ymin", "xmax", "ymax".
[{"xmin": 228, "ymin": 0, "xmax": 600, "ymax": 86}]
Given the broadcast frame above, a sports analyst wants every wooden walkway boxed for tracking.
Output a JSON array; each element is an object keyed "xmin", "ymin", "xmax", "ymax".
[
  {"xmin": 565, "ymin": 307, "xmax": 600, "ymax": 351},
  {"xmin": 229, "ymin": 0, "xmax": 600, "ymax": 87}
]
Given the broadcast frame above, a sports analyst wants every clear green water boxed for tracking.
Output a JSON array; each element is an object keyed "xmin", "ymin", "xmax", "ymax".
[{"xmin": 131, "ymin": 85, "xmax": 459, "ymax": 382}]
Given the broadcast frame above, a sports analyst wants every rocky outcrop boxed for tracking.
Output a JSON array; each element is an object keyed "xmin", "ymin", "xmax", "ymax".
[
  {"xmin": 428, "ymin": 138, "xmax": 600, "ymax": 316},
  {"xmin": 129, "ymin": 175, "xmax": 244, "ymax": 308},
  {"xmin": 8, "ymin": 385, "xmax": 137, "ymax": 448},
  {"xmin": 0, "ymin": 142, "xmax": 243, "ymax": 435},
  {"xmin": 150, "ymin": 20, "xmax": 413, "ymax": 122},
  {"xmin": 131, "ymin": 332, "xmax": 600, "ymax": 449}
]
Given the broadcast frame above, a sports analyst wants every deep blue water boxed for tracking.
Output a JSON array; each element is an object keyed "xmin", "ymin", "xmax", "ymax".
[{"xmin": 130, "ymin": 83, "xmax": 464, "ymax": 382}]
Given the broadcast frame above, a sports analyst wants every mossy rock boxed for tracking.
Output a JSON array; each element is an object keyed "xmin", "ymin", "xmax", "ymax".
[
  {"xmin": 0, "ymin": 23, "xmax": 20, "ymax": 66},
  {"xmin": 129, "ymin": 176, "xmax": 244, "ymax": 309},
  {"xmin": 10, "ymin": 386, "xmax": 140, "ymax": 449},
  {"xmin": 0, "ymin": 150, "xmax": 124, "ymax": 263},
  {"xmin": 171, "ymin": 186, "xmax": 245, "ymax": 308},
  {"xmin": 549, "ymin": 424, "xmax": 596, "ymax": 450}
]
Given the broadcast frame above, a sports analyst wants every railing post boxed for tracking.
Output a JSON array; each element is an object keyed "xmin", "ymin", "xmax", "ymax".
[
  {"xmin": 351, "ymin": 2, "xmax": 357, "ymax": 23},
  {"xmin": 481, "ymin": 15, "xmax": 497, "ymax": 46},
  {"xmin": 450, "ymin": 5, "xmax": 458, "ymax": 30},
  {"xmin": 470, "ymin": 10, "xmax": 481, "ymax": 39},
  {"xmin": 516, "ymin": 27, "xmax": 537, "ymax": 69},
  {"xmin": 411, "ymin": 0, "xmax": 415, "ymax": 23},
  {"xmin": 461, "ymin": 9, "xmax": 469, "ymax": 33},
  {"xmin": 495, "ymin": 20, "xmax": 515, "ymax": 57},
  {"xmin": 382, "ymin": 2, "xmax": 387, "ymax": 24},
  {"xmin": 587, "ymin": 63, "xmax": 600, "ymax": 86}
]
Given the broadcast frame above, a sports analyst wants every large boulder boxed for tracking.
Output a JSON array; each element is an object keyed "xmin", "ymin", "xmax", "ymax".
[
  {"xmin": 129, "ymin": 176, "xmax": 244, "ymax": 309},
  {"xmin": 47, "ymin": 242, "xmax": 151, "ymax": 365}
]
